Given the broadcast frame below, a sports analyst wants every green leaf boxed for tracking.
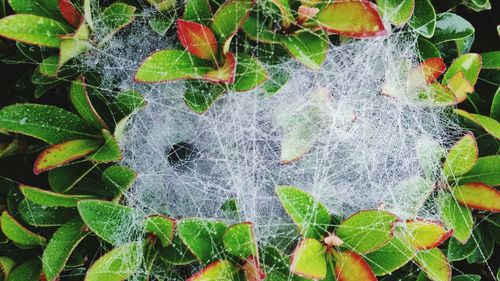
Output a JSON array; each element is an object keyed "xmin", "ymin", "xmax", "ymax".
[
  {"xmin": 85, "ymin": 241, "xmax": 141, "ymax": 281},
  {"xmin": 438, "ymin": 193, "xmax": 473, "ymax": 244},
  {"xmin": 42, "ymin": 218, "xmax": 88, "ymax": 281},
  {"xmin": 452, "ymin": 183, "xmax": 500, "ymax": 212},
  {"xmin": 184, "ymin": 81, "xmax": 225, "ymax": 114},
  {"xmin": 77, "ymin": 200, "xmax": 137, "ymax": 245},
  {"xmin": 112, "ymin": 90, "xmax": 146, "ymax": 119},
  {"xmin": 466, "ymin": 222, "xmax": 494, "ymax": 264},
  {"xmin": 70, "ymin": 76, "xmax": 109, "ymax": 130},
  {"xmin": 0, "ymin": 15, "xmax": 68, "ymax": 47},
  {"xmin": 86, "ymin": 129, "xmax": 122, "ymax": 162},
  {"xmin": 414, "ymin": 248, "xmax": 450, "ymax": 281},
  {"xmin": 177, "ymin": 218, "xmax": 227, "ymax": 264},
  {"xmin": 481, "ymin": 51, "xmax": 500, "ymax": 70},
  {"xmin": 33, "ymin": 139, "xmax": 102, "ymax": 174},
  {"xmin": 397, "ymin": 220, "xmax": 451, "ymax": 250},
  {"xmin": 491, "ymin": 87, "xmax": 500, "ymax": 121},
  {"xmin": 442, "ymin": 132, "xmax": 478, "ymax": 179},
  {"xmin": 148, "ymin": 16, "xmax": 175, "ymax": 36},
  {"xmin": 0, "ymin": 104, "xmax": 98, "ymax": 144},
  {"xmin": 452, "ymin": 275, "xmax": 481, "ymax": 281},
  {"xmin": 417, "ymin": 37, "xmax": 440, "ymax": 60},
  {"xmin": 454, "ymin": 109, "xmax": 500, "ymax": 139},
  {"xmin": 336, "ymin": 210, "xmax": 397, "ymax": 254},
  {"xmin": 281, "ymin": 31, "xmax": 328, "ymax": 70},
  {"xmin": 38, "ymin": 55, "xmax": 59, "ymax": 77},
  {"xmin": 408, "ymin": 0, "xmax": 435, "ymax": 38},
  {"xmin": 134, "ymin": 50, "xmax": 212, "ymax": 83},
  {"xmin": 48, "ymin": 162, "xmax": 96, "ymax": 193},
  {"xmin": 233, "ymin": 54, "xmax": 268, "ymax": 91},
  {"xmin": 183, "ymin": 0, "xmax": 212, "ymax": 25},
  {"xmin": 101, "ymin": 165, "xmax": 137, "ymax": 197},
  {"xmin": 145, "ymin": 0, "xmax": 176, "ymax": 12},
  {"xmin": 290, "ymin": 238, "xmax": 326, "ymax": 279},
  {"xmin": 242, "ymin": 16, "xmax": 283, "ymax": 44},
  {"xmin": 18, "ymin": 199, "xmax": 77, "ymax": 227},
  {"xmin": 365, "ymin": 235, "xmax": 416, "ymax": 276},
  {"xmin": 376, "ymin": 0, "xmax": 415, "ymax": 26},
  {"xmin": 0, "ymin": 257, "xmax": 15, "ymax": 279},
  {"xmin": 102, "ymin": 3, "xmax": 136, "ymax": 32},
  {"xmin": 158, "ymin": 233, "xmax": 197, "ymax": 265},
  {"xmin": 443, "ymin": 53, "xmax": 482, "ymax": 86},
  {"xmin": 223, "ymin": 222, "xmax": 257, "ymax": 258},
  {"xmin": 187, "ymin": 260, "xmax": 235, "ymax": 281},
  {"xmin": 210, "ymin": 0, "xmax": 253, "ymax": 52},
  {"xmin": 0, "ymin": 210, "xmax": 46, "ymax": 247},
  {"xmin": 447, "ymin": 237, "xmax": 477, "ymax": 261},
  {"xmin": 144, "ymin": 215, "xmax": 175, "ymax": 247},
  {"xmin": 331, "ymin": 250, "xmax": 377, "ymax": 281},
  {"xmin": 457, "ymin": 155, "xmax": 500, "ymax": 186},
  {"xmin": 430, "ymin": 13, "xmax": 474, "ymax": 44},
  {"xmin": 275, "ymin": 186, "xmax": 330, "ymax": 239},
  {"xmin": 59, "ymin": 25, "xmax": 89, "ymax": 66},
  {"xmin": 464, "ymin": 0, "xmax": 491, "ymax": 12},
  {"xmin": 6, "ymin": 259, "xmax": 41, "ymax": 281},
  {"xmin": 20, "ymin": 185, "xmax": 94, "ymax": 207},
  {"xmin": 7, "ymin": 0, "xmax": 60, "ymax": 19}
]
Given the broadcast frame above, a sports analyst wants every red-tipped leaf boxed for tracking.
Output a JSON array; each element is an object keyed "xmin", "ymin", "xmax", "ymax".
[
  {"xmin": 59, "ymin": 0, "xmax": 83, "ymax": 28},
  {"xmin": 452, "ymin": 183, "xmax": 500, "ymax": 212},
  {"xmin": 315, "ymin": 0, "xmax": 387, "ymax": 38},
  {"xmin": 177, "ymin": 19, "xmax": 218, "ymax": 61},
  {"xmin": 203, "ymin": 52, "xmax": 236, "ymax": 83},
  {"xmin": 400, "ymin": 220, "xmax": 453, "ymax": 250},
  {"xmin": 330, "ymin": 250, "xmax": 377, "ymax": 281},
  {"xmin": 243, "ymin": 256, "xmax": 266, "ymax": 281},
  {"xmin": 419, "ymin": 58, "xmax": 446, "ymax": 83}
]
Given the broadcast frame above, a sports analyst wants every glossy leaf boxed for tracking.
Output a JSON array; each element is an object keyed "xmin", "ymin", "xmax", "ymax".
[
  {"xmin": 439, "ymin": 193, "xmax": 474, "ymax": 244},
  {"xmin": 457, "ymin": 155, "xmax": 500, "ymax": 186},
  {"xmin": 69, "ymin": 76, "xmax": 108, "ymax": 130},
  {"xmin": 18, "ymin": 199, "xmax": 77, "ymax": 227},
  {"xmin": 0, "ymin": 104, "xmax": 98, "ymax": 144},
  {"xmin": 447, "ymin": 236, "xmax": 477, "ymax": 261},
  {"xmin": 233, "ymin": 54, "xmax": 268, "ymax": 91},
  {"xmin": 408, "ymin": 0, "xmax": 435, "ymax": 38},
  {"xmin": 134, "ymin": 50, "xmax": 212, "ymax": 82},
  {"xmin": 6, "ymin": 259, "xmax": 41, "ymax": 281},
  {"xmin": 281, "ymin": 30, "xmax": 328, "ymax": 70},
  {"xmin": 336, "ymin": 210, "xmax": 397, "ymax": 254},
  {"xmin": 101, "ymin": 165, "xmax": 137, "ymax": 197},
  {"xmin": 365, "ymin": 235, "xmax": 416, "ymax": 276},
  {"xmin": 102, "ymin": 2, "xmax": 136, "ymax": 32},
  {"xmin": 184, "ymin": 81, "xmax": 225, "ymax": 114},
  {"xmin": 0, "ymin": 15, "xmax": 68, "ymax": 47},
  {"xmin": 177, "ymin": 218, "xmax": 227, "ymax": 264},
  {"xmin": 414, "ymin": 248, "xmax": 450, "ymax": 281},
  {"xmin": 59, "ymin": 0, "xmax": 82, "ymax": 27},
  {"xmin": 290, "ymin": 238, "xmax": 326, "ymax": 279},
  {"xmin": 376, "ymin": 0, "xmax": 415, "ymax": 26},
  {"xmin": 275, "ymin": 185, "xmax": 330, "ymax": 239},
  {"xmin": 316, "ymin": 1, "xmax": 387, "ymax": 38},
  {"xmin": 144, "ymin": 215, "xmax": 175, "ymax": 247},
  {"xmin": 399, "ymin": 220, "xmax": 452, "ymax": 250},
  {"xmin": 0, "ymin": 257, "xmax": 14, "ymax": 279},
  {"xmin": 331, "ymin": 250, "xmax": 377, "ymax": 281},
  {"xmin": 417, "ymin": 37, "xmax": 440, "ymax": 60},
  {"xmin": 86, "ymin": 130, "xmax": 122, "ymax": 162},
  {"xmin": 8, "ymin": 0, "xmax": 60, "ymax": 19},
  {"xmin": 177, "ymin": 19, "xmax": 218, "ymax": 61},
  {"xmin": 20, "ymin": 184, "xmax": 95, "ymax": 207},
  {"xmin": 187, "ymin": 260, "xmax": 235, "ymax": 281},
  {"xmin": 203, "ymin": 52, "xmax": 236, "ymax": 83},
  {"xmin": 145, "ymin": 0, "xmax": 176, "ymax": 12},
  {"xmin": 42, "ymin": 218, "xmax": 88, "ymax": 281},
  {"xmin": 223, "ymin": 222, "xmax": 257, "ymax": 258},
  {"xmin": 454, "ymin": 109, "xmax": 500, "ymax": 139},
  {"xmin": 431, "ymin": 13, "xmax": 474, "ymax": 44},
  {"xmin": 158, "ymin": 234, "xmax": 198, "ymax": 265},
  {"xmin": 446, "ymin": 72, "xmax": 474, "ymax": 103},
  {"xmin": 59, "ymin": 37, "xmax": 88, "ymax": 67},
  {"xmin": 452, "ymin": 183, "xmax": 500, "ymax": 212},
  {"xmin": 48, "ymin": 161, "xmax": 95, "ymax": 193},
  {"xmin": 210, "ymin": 0, "xmax": 253, "ymax": 52},
  {"xmin": 242, "ymin": 16, "xmax": 283, "ymax": 44},
  {"xmin": 39, "ymin": 55, "xmax": 59, "ymax": 77},
  {"xmin": 85, "ymin": 241, "xmax": 141, "ymax": 281},
  {"xmin": 442, "ymin": 133, "xmax": 478, "ymax": 179},
  {"xmin": 443, "ymin": 53, "xmax": 482, "ymax": 86},
  {"xmin": 481, "ymin": 51, "xmax": 500, "ymax": 70},
  {"xmin": 77, "ymin": 200, "xmax": 137, "ymax": 245},
  {"xmin": 33, "ymin": 139, "xmax": 101, "ymax": 174},
  {"xmin": 418, "ymin": 57, "xmax": 446, "ymax": 83},
  {"xmin": 0, "ymin": 210, "xmax": 46, "ymax": 247},
  {"xmin": 183, "ymin": 0, "xmax": 212, "ymax": 25}
]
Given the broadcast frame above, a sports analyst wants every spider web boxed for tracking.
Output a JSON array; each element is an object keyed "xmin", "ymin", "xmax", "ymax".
[{"xmin": 70, "ymin": 1, "xmax": 497, "ymax": 280}]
